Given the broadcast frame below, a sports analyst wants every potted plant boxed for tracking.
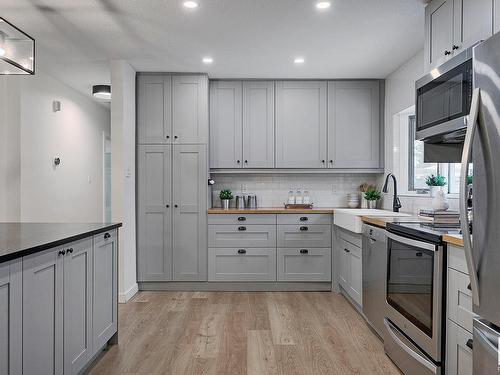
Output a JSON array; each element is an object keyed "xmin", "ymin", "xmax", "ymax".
[
  {"xmin": 364, "ymin": 189, "xmax": 381, "ymax": 209},
  {"xmin": 219, "ymin": 189, "xmax": 233, "ymax": 210},
  {"xmin": 425, "ymin": 174, "xmax": 447, "ymax": 198}
]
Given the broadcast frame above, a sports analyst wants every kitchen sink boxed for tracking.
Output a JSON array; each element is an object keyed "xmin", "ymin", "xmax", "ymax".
[{"xmin": 334, "ymin": 209, "xmax": 411, "ymax": 233}]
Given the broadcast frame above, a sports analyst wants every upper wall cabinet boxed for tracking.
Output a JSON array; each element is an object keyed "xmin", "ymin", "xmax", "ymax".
[
  {"xmin": 328, "ymin": 81, "xmax": 381, "ymax": 169},
  {"xmin": 137, "ymin": 74, "xmax": 208, "ymax": 145},
  {"xmin": 275, "ymin": 81, "xmax": 327, "ymax": 168},
  {"xmin": 496, "ymin": 0, "xmax": 500, "ymax": 33},
  {"xmin": 210, "ymin": 81, "xmax": 275, "ymax": 169},
  {"xmin": 424, "ymin": 0, "xmax": 494, "ymax": 72}
]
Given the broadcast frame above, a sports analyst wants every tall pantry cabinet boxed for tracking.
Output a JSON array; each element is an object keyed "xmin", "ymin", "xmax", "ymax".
[{"xmin": 137, "ymin": 73, "xmax": 208, "ymax": 282}]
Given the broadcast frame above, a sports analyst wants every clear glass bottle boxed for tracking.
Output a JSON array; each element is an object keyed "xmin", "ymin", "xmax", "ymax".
[
  {"xmin": 295, "ymin": 188, "xmax": 303, "ymax": 204},
  {"xmin": 288, "ymin": 187, "xmax": 295, "ymax": 204},
  {"xmin": 303, "ymin": 188, "xmax": 310, "ymax": 204}
]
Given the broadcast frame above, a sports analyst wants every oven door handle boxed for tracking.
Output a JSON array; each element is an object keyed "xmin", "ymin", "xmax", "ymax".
[
  {"xmin": 385, "ymin": 231, "xmax": 438, "ymax": 252},
  {"xmin": 384, "ymin": 319, "xmax": 438, "ymax": 373}
]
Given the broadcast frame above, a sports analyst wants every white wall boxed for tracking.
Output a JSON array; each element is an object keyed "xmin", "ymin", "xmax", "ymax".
[{"xmin": 110, "ymin": 60, "xmax": 137, "ymax": 303}]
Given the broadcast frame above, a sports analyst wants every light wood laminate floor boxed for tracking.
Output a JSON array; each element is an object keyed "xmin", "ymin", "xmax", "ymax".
[{"xmin": 89, "ymin": 291, "xmax": 401, "ymax": 375}]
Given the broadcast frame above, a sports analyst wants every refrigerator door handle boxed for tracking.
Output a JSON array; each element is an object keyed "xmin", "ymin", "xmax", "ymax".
[
  {"xmin": 475, "ymin": 325, "xmax": 499, "ymax": 356},
  {"xmin": 460, "ymin": 87, "xmax": 481, "ymax": 306}
]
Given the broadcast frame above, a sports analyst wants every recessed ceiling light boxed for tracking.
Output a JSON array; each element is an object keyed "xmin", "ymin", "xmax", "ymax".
[
  {"xmin": 202, "ymin": 57, "xmax": 213, "ymax": 64},
  {"xmin": 183, "ymin": 1, "xmax": 199, "ymax": 9},
  {"xmin": 315, "ymin": 1, "xmax": 331, "ymax": 10},
  {"xmin": 0, "ymin": 47, "xmax": 5, "ymax": 57},
  {"xmin": 294, "ymin": 57, "xmax": 305, "ymax": 64}
]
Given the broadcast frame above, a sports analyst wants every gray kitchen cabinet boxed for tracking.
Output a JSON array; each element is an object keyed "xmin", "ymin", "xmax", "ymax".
[
  {"xmin": 496, "ymin": 0, "xmax": 500, "ymax": 33},
  {"xmin": 277, "ymin": 225, "xmax": 332, "ymax": 248},
  {"xmin": 172, "ymin": 144, "xmax": 208, "ymax": 281},
  {"xmin": 172, "ymin": 75, "xmax": 208, "ymax": 144},
  {"xmin": 137, "ymin": 74, "xmax": 171, "ymax": 144},
  {"xmin": 208, "ymin": 224, "xmax": 277, "ymax": 248},
  {"xmin": 425, "ymin": 0, "xmax": 455, "ymax": 71},
  {"xmin": 209, "ymin": 81, "xmax": 243, "ymax": 168},
  {"xmin": 453, "ymin": 0, "xmax": 493, "ymax": 52},
  {"xmin": 137, "ymin": 144, "xmax": 173, "ymax": 282},
  {"xmin": 338, "ymin": 236, "xmax": 362, "ymax": 306},
  {"xmin": 23, "ymin": 247, "xmax": 64, "ymax": 375},
  {"xmin": 327, "ymin": 81, "xmax": 380, "ymax": 169},
  {"xmin": 0, "ymin": 259, "xmax": 22, "ymax": 375},
  {"xmin": 242, "ymin": 81, "xmax": 275, "ymax": 168},
  {"xmin": 64, "ymin": 238, "xmax": 93, "ymax": 375},
  {"xmin": 208, "ymin": 248, "xmax": 276, "ymax": 282},
  {"xmin": 275, "ymin": 81, "xmax": 327, "ymax": 168},
  {"xmin": 92, "ymin": 230, "xmax": 118, "ymax": 355},
  {"xmin": 277, "ymin": 248, "xmax": 331, "ymax": 282},
  {"xmin": 446, "ymin": 320, "xmax": 473, "ymax": 375}
]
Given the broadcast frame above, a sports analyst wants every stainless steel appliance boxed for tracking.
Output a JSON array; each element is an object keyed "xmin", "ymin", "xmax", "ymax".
[
  {"xmin": 362, "ymin": 224, "xmax": 387, "ymax": 338},
  {"xmin": 416, "ymin": 46, "xmax": 474, "ymax": 143},
  {"xmin": 382, "ymin": 222, "xmax": 460, "ymax": 375},
  {"xmin": 460, "ymin": 31, "xmax": 500, "ymax": 375}
]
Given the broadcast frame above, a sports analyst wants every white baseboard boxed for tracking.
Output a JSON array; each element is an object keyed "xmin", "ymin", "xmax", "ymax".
[{"xmin": 119, "ymin": 283, "xmax": 139, "ymax": 304}]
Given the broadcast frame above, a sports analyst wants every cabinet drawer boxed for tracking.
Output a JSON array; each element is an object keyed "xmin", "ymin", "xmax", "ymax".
[
  {"xmin": 208, "ymin": 225, "xmax": 276, "ymax": 248},
  {"xmin": 277, "ymin": 225, "xmax": 331, "ymax": 248},
  {"xmin": 446, "ymin": 320, "xmax": 473, "ymax": 375},
  {"xmin": 208, "ymin": 214, "xmax": 276, "ymax": 225},
  {"xmin": 277, "ymin": 248, "xmax": 331, "ymax": 282},
  {"xmin": 448, "ymin": 267, "xmax": 476, "ymax": 333},
  {"xmin": 208, "ymin": 248, "xmax": 276, "ymax": 282},
  {"xmin": 448, "ymin": 245, "xmax": 468, "ymax": 274},
  {"xmin": 277, "ymin": 214, "xmax": 331, "ymax": 225},
  {"xmin": 94, "ymin": 228, "xmax": 117, "ymax": 244},
  {"xmin": 339, "ymin": 237, "xmax": 362, "ymax": 258}
]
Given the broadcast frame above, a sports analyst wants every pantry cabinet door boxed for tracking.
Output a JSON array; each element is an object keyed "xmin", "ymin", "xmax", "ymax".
[
  {"xmin": 328, "ymin": 81, "xmax": 380, "ymax": 169},
  {"xmin": 425, "ymin": 0, "xmax": 454, "ymax": 71},
  {"xmin": 275, "ymin": 81, "xmax": 327, "ymax": 168},
  {"xmin": 453, "ymin": 0, "xmax": 493, "ymax": 52},
  {"xmin": 243, "ymin": 81, "xmax": 275, "ymax": 168},
  {"xmin": 209, "ymin": 81, "xmax": 243, "ymax": 168}
]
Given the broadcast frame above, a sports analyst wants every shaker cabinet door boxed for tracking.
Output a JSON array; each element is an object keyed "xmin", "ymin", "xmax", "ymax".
[
  {"xmin": 453, "ymin": 0, "xmax": 493, "ymax": 52},
  {"xmin": 0, "ymin": 260, "xmax": 22, "ymax": 375},
  {"xmin": 425, "ymin": 0, "xmax": 454, "ymax": 71},
  {"xmin": 209, "ymin": 81, "xmax": 243, "ymax": 168},
  {"xmin": 23, "ymin": 248, "xmax": 64, "ymax": 375},
  {"xmin": 172, "ymin": 75, "xmax": 208, "ymax": 144},
  {"xmin": 137, "ymin": 144, "xmax": 173, "ymax": 282},
  {"xmin": 137, "ymin": 74, "xmax": 171, "ymax": 144},
  {"xmin": 243, "ymin": 81, "xmax": 275, "ymax": 168},
  {"xmin": 172, "ymin": 144, "xmax": 208, "ymax": 281},
  {"xmin": 328, "ymin": 81, "xmax": 380, "ymax": 169},
  {"xmin": 275, "ymin": 81, "xmax": 327, "ymax": 168}
]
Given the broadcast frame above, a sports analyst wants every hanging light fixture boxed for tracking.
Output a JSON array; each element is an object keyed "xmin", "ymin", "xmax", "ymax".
[
  {"xmin": 92, "ymin": 85, "xmax": 112, "ymax": 100},
  {"xmin": 0, "ymin": 17, "xmax": 35, "ymax": 75}
]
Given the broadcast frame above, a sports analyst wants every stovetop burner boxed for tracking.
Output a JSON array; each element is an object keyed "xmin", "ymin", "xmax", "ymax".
[{"xmin": 386, "ymin": 221, "xmax": 461, "ymax": 244}]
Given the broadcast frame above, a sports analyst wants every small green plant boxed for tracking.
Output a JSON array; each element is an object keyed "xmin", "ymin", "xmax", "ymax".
[
  {"xmin": 219, "ymin": 189, "xmax": 234, "ymax": 200},
  {"xmin": 425, "ymin": 174, "xmax": 447, "ymax": 187},
  {"xmin": 364, "ymin": 189, "xmax": 381, "ymax": 201}
]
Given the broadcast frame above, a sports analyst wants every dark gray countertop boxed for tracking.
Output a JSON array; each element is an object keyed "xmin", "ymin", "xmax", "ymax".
[{"xmin": 0, "ymin": 222, "xmax": 122, "ymax": 263}]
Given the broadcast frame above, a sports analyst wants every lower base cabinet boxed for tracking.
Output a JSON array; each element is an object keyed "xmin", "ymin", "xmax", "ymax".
[
  {"xmin": 338, "ymin": 235, "xmax": 362, "ymax": 306},
  {"xmin": 208, "ymin": 248, "xmax": 276, "ymax": 281},
  {"xmin": 277, "ymin": 248, "xmax": 331, "ymax": 281},
  {"xmin": 446, "ymin": 320, "xmax": 473, "ymax": 375}
]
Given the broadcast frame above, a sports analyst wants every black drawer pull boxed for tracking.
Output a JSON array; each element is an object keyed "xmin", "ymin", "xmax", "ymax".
[
  {"xmin": 299, "ymin": 217, "xmax": 308, "ymax": 221},
  {"xmin": 58, "ymin": 250, "xmax": 66, "ymax": 256},
  {"xmin": 238, "ymin": 226, "xmax": 247, "ymax": 231},
  {"xmin": 344, "ymin": 248, "xmax": 350, "ymax": 253},
  {"xmin": 237, "ymin": 217, "xmax": 247, "ymax": 221},
  {"xmin": 467, "ymin": 283, "xmax": 471, "ymax": 291},
  {"xmin": 299, "ymin": 226, "xmax": 308, "ymax": 231},
  {"xmin": 237, "ymin": 249, "xmax": 247, "ymax": 254},
  {"xmin": 466, "ymin": 339, "xmax": 473, "ymax": 350},
  {"xmin": 104, "ymin": 232, "xmax": 111, "ymax": 239},
  {"xmin": 299, "ymin": 249, "xmax": 309, "ymax": 254},
  {"xmin": 67, "ymin": 248, "xmax": 73, "ymax": 254},
  {"xmin": 416, "ymin": 252, "xmax": 423, "ymax": 257}
]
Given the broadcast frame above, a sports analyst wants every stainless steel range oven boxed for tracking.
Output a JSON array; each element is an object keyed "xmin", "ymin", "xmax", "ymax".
[{"xmin": 382, "ymin": 225, "xmax": 446, "ymax": 375}]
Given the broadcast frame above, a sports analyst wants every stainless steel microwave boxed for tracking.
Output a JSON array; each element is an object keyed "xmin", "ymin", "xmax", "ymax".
[{"xmin": 415, "ymin": 46, "xmax": 474, "ymax": 143}]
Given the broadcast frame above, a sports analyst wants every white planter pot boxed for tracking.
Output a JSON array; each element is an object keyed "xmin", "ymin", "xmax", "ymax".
[{"xmin": 367, "ymin": 200, "xmax": 377, "ymax": 209}]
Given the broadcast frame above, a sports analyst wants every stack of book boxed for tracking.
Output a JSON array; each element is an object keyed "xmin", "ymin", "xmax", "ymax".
[{"xmin": 419, "ymin": 210, "xmax": 460, "ymax": 226}]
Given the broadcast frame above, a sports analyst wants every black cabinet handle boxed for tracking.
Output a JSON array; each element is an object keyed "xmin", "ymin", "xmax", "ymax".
[
  {"xmin": 237, "ymin": 217, "xmax": 246, "ymax": 221},
  {"xmin": 416, "ymin": 252, "xmax": 423, "ymax": 257},
  {"xmin": 175, "ymin": 204, "xmax": 178, "ymax": 208},
  {"xmin": 58, "ymin": 250, "xmax": 66, "ymax": 256},
  {"xmin": 238, "ymin": 226, "xmax": 247, "ymax": 231},
  {"xmin": 344, "ymin": 248, "xmax": 350, "ymax": 253},
  {"xmin": 166, "ymin": 204, "xmax": 170, "ymax": 208},
  {"xmin": 174, "ymin": 135, "xmax": 178, "ymax": 139},
  {"xmin": 299, "ymin": 249, "xmax": 309, "ymax": 254},
  {"xmin": 452, "ymin": 45, "xmax": 460, "ymax": 50},
  {"xmin": 466, "ymin": 339, "xmax": 473, "ymax": 350},
  {"xmin": 445, "ymin": 50, "xmax": 452, "ymax": 56},
  {"xmin": 329, "ymin": 160, "xmax": 333, "ymax": 163},
  {"xmin": 67, "ymin": 248, "xmax": 73, "ymax": 254},
  {"xmin": 166, "ymin": 135, "xmax": 170, "ymax": 139},
  {"xmin": 244, "ymin": 160, "xmax": 248, "ymax": 164},
  {"xmin": 104, "ymin": 232, "xmax": 111, "ymax": 239},
  {"xmin": 299, "ymin": 226, "xmax": 308, "ymax": 231},
  {"xmin": 467, "ymin": 283, "xmax": 471, "ymax": 291},
  {"xmin": 299, "ymin": 217, "xmax": 308, "ymax": 221},
  {"xmin": 321, "ymin": 160, "xmax": 325, "ymax": 163},
  {"xmin": 236, "ymin": 160, "xmax": 241, "ymax": 164},
  {"xmin": 237, "ymin": 249, "xmax": 247, "ymax": 254}
]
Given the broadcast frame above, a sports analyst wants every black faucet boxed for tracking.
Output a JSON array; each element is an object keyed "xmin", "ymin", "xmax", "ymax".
[{"xmin": 382, "ymin": 173, "xmax": 402, "ymax": 212}]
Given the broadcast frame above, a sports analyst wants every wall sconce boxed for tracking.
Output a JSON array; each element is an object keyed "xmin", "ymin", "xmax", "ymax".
[
  {"xmin": 0, "ymin": 17, "xmax": 35, "ymax": 75},
  {"xmin": 53, "ymin": 101, "xmax": 61, "ymax": 112},
  {"xmin": 92, "ymin": 85, "xmax": 111, "ymax": 100}
]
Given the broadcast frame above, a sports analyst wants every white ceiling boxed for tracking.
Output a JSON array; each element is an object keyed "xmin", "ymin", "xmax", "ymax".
[{"xmin": 0, "ymin": 0, "xmax": 425, "ymax": 100}]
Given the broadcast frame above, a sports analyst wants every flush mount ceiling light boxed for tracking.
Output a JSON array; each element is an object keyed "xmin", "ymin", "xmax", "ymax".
[
  {"xmin": 183, "ymin": 1, "xmax": 199, "ymax": 9},
  {"xmin": 315, "ymin": 1, "xmax": 331, "ymax": 10},
  {"xmin": 0, "ymin": 17, "xmax": 35, "ymax": 75},
  {"xmin": 92, "ymin": 85, "xmax": 111, "ymax": 100},
  {"xmin": 294, "ymin": 57, "xmax": 305, "ymax": 64},
  {"xmin": 202, "ymin": 56, "xmax": 213, "ymax": 64}
]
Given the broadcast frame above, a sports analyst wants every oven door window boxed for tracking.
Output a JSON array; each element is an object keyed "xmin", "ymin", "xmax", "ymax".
[
  {"xmin": 416, "ymin": 59, "xmax": 472, "ymax": 132},
  {"xmin": 387, "ymin": 238, "xmax": 434, "ymax": 337}
]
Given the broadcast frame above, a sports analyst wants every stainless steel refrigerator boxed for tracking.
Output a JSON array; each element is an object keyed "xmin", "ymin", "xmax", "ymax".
[{"xmin": 460, "ymin": 31, "xmax": 500, "ymax": 375}]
